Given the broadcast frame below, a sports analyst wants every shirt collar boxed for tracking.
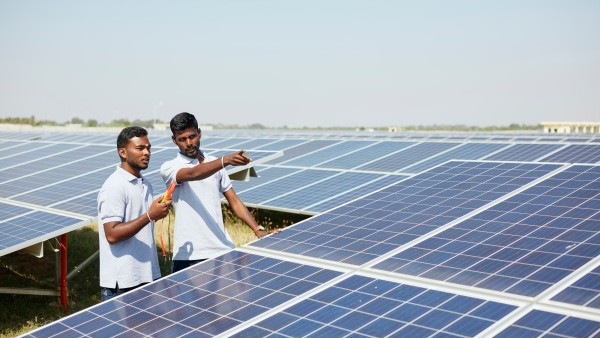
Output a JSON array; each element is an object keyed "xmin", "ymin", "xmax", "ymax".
[
  {"xmin": 116, "ymin": 165, "xmax": 143, "ymax": 183},
  {"xmin": 177, "ymin": 151, "xmax": 202, "ymax": 165}
]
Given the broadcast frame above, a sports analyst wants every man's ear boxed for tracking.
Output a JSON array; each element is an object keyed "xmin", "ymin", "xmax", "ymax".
[{"xmin": 118, "ymin": 147, "xmax": 127, "ymax": 161}]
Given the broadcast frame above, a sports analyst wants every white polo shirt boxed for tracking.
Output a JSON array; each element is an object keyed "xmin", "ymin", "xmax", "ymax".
[
  {"xmin": 97, "ymin": 166, "xmax": 161, "ymax": 288},
  {"xmin": 160, "ymin": 152, "xmax": 235, "ymax": 261}
]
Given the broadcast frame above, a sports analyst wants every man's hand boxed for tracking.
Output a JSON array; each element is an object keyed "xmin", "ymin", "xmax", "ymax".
[
  {"xmin": 224, "ymin": 150, "xmax": 252, "ymax": 167},
  {"xmin": 147, "ymin": 196, "xmax": 172, "ymax": 221},
  {"xmin": 255, "ymin": 227, "xmax": 282, "ymax": 239}
]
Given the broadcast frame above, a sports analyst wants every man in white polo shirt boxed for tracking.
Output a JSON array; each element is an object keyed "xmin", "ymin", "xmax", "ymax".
[
  {"xmin": 160, "ymin": 112, "xmax": 281, "ymax": 273},
  {"xmin": 97, "ymin": 126, "xmax": 172, "ymax": 300}
]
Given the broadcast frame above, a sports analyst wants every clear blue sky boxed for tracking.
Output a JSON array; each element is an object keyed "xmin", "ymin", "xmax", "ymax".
[{"xmin": 1, "ymin": 1, "xmax": 599, "ymax": 128}]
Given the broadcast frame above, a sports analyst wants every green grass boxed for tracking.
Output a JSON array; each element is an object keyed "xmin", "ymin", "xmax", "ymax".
[{"xmin": 0, "ymin": 206, "xmax": 307, "ymax": 337}]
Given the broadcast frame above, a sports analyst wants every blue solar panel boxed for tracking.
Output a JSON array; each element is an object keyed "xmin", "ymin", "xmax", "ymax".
[
  {"xmin": 232, "ymin": 274, "xmax": 517, "ymax": 337},
  {"xmin": 23, "ymin": 250, "xmax": 343, "ymax": 337},
  {"xmin": 402, "ymin": 142, "xmax": 510, "ymax": 174},
  {"xmin": 238, "ymin": 169, "xmax": 338, "ymax": 205},
  {"xmin": 263, "ymin": 171, "xmax": 388, "ymax": 211},
  {"xmin": 309, "ymin": 175, "xmax": 408, "ymax": 213},
  {"xmin": 356, "ymin": 142, "xmax": 459, "ymax": 172},
  {"xmin": 0, "ymin": 149, "xmax": 116, "ymax": 198},
  {"xmin": 374, "ymin": 164, "xmax": 600, "ymax": 297},
  {"xmin": 483, "ymin": 143, "xmax": 566, "ymax": 162},
  {"xmin": 0, "ymin": 203, "xmax": 88, "ymax": 256},
  {"xmin": 232, "ymin": 166, "xmax": 301, "ymax": 194},
  {"xmin": 235, "ymin": 138, "xmax": 282, "ymax": 150},
  {"xmin": 0, "ymin": 143, "xmax": 81, "ymax": 170},
  {"xmin": 49, "ymin": 191, "xmax": 99, "ymax": 216},
  {"xmin": 251, "ymin": 161, "xmax": 562, "ymax": 265},
  {"xmin": 252, "ymin": 138, "xmax": 307, "ymax": 151},
  {"xmin": 265, "ymin": 140, "xmax": 341, "ymax": 164},
  {"xmin": 12, "ymin": 167, "xmax": 115, "ymax": 207},
  {"xmin": 317, "ymin": 141, "xmax": 415, "ymax": 170},
  {"xmin": 495, "ymin": 309, "xmax": 600, "ymax": 338},
  {"xmin": 282, "ymin": 140, "xmax": 376, "ymax": 167},
  {"xmin": 541, "ymin": 144, "xmax": 600, "ymax": 163},
  {"xmin": 202, "ymin": 137, "xmax": 252, "ymax": 149},
  {"xmin": 551, "ymin": 264, "xmax": 600, "ymax": 309}
]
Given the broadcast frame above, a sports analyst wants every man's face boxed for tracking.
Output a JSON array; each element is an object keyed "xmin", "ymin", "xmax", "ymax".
[
  {"xmin": 119, "ymin": 136, "xmax": 151, "ymax": 171},
  {"xmin": 173, "ymin": 128, "xmax": 201, "ymax": 159}
]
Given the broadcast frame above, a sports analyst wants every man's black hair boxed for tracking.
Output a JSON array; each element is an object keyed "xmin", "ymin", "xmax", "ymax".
[
  {"xmin": 170, "ymin": 112, "xmax": 199, "ymax": 134},
  {"xmin": 117, "ymin": 126, "xmax": 148, "ymax": 149}
]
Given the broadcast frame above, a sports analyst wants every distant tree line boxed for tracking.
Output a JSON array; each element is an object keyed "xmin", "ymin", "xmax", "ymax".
[{"xmin": 0, "ymin": 116, "xmax": 540, "ymax": 131}]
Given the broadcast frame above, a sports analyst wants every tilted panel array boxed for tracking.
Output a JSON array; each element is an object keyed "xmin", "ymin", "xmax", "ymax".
[{"xmin": 19, "ymin": 146, "xmax": 600, "ymax": 337}]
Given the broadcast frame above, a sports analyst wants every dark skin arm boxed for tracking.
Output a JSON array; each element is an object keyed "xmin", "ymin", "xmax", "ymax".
[
  {"xmin": 176, "ymin": 150, "xmax": 252, "ymax": 183},
  {"xmin": 104, "ymin": 196, "xmax": 172, "ymax": 244},
  {"xmin": 223, "ymin": 188, "xmax": 281, "ymax": 238}
]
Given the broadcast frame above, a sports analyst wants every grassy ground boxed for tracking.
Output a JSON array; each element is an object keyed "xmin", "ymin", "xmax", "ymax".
[{"xmin": 0, "ymin": 206, "xmax": 308, "ymax": 338}]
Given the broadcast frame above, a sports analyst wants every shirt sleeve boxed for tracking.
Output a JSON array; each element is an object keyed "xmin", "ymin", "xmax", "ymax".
[
  {"xmin": 160, "ymin": 160, "xmax": 179, "ymax": 188},
  {"xmin": 98, "ymin": 184, "xmax": 125, "ymax": 223},
  {"xmin": 219, "ymin": 167, "xmax": 233, "ymax": 193}
]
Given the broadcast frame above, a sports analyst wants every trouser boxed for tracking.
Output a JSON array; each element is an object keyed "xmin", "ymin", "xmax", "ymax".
[{"xmin": 100, "ymin": 282, "xmax": 144, "ymax": 301}]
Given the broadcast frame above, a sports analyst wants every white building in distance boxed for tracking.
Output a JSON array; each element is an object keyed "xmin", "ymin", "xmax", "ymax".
[{"xmin": 540, "ymin": 121, "xmax": 600, "ymax": 134}]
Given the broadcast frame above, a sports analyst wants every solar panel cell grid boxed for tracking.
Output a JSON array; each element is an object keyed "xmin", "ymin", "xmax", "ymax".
[
  {"xmin": 252, "ymin": 161, "xmax": 561, "ymax": 265},
  {"xmin": 264, "ymin": 139, "xmax": 340, "ymax": 164},
  {"xmin": 402, "ymin": 142, "xmax": 510, "ymax": 174},
  {"xmin": 316, "ymin": 141, "xmax": 415, "ymax": 170},
  {"xmin": 282, "ymin": 140, "xmax": 376, "ymax": 167},
  {"xmin": 24, "ymin": 251, "xmax": 344, "ymax": 337},
  {"xmin": 482, "ymin": 143, "xmax": 566, "ymax": 162},
  {"xmin": 356, "ymin": 142, "xmax": 459, "ymax": 172},
  {"xmin": 495, "ymin": 309, "xmax": 600, "ymax": 338},
  {"xmin": 264, "ymin": 171, "xmax": 386, "ymax": 210},
  {"xmin": 238, "ymin": 169, "xmax": 338, "ymax": 205},
  {"xmin": 232, "ymin": 274, "xmax": 517, "ymax": 337},
  {"xmin": 541, "ymin": 144, "xmax": 600, "ymax": 163},
  {"xmin": 309, "ymin": 175, "xmax": 408, "ymax": 213},
  {"xmin": 551, "ymin": 264, "xmax": 600, "ymax": 309},
  {"xmin": 374, "ymin": 164, "xmax": 600, "ymax": 297}
]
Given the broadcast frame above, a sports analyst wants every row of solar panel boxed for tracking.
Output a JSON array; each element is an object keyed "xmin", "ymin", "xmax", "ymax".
[
  {"xmin": 0, "ymin": 133, "xmax": 600, "ymax": 220},
  {"xmin": 2, "ymin": 131, "xmax": 600, "ymax": 259},
  {"xmin": 24, "ymin": 160, "xmax": 600, "ymax": 337},
  {"xmin": 24, "ymin": 251, "xmax": 600, "ymax": 337},
  {"xmin": 3, "ymin": 128, "xmax": 600, "ymax": 144}
]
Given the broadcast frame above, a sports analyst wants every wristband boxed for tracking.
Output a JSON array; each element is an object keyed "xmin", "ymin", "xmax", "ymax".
[
  {"xmin": 146, "ymin": 211, "xmax": 155, "ymax": 223},
  {"xmin": 253, "ymin": 225, "xmax": 265, "ymax": 235},
  {"xmin": 221, "ymin": 156, "xmax": 225, "ymax": 169}
]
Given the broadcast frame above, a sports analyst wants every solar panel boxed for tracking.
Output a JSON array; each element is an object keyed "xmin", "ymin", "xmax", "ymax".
[
  {"xmin": 373, "ymin": 164, "xmax": 600, "ymax": 297},
  {"xmin": 0, "ymin": 201, "xmax": 90, "ymax": 256},
  {"xmin": 238, "ymin": 169, "xmax": 339, "ymax": 205},
  {"xmin": 540, "ymin": 144, "xmax": 600, "ymax": 163},
  {"xmin": 4, "ymin": 128, "xmax": 600, "ymax": 337},
  {"xmin": 494, "ymin": 309, "xmax": 600, "ymax": 337},
  {"xmin": 264, "ymin": 139, "xmax": 341, "ymax": 164},
  {"xmin": 230, "ymin": 274, "xmax": 518, "ymax": 337},
  {"xmin": 281, "ymin": 140, "xmax": 376, "ymax": 167},
  {"xmin": 308, "ymin": 175, "xmax": 408, "ymax": 214},
  {"xmin": 261, "ymin": 171, "xmax": 389, "ymax": 212},
  {"xmin": 0, "ymin": 149, "xmax": 115, "ymax": 198},
  {"xmin": 23, "ymin": 250, "xmax": 345, "ymax": 337},
  {"xmin": 250, "ymin": 161, "xmax": 562, "ymax": 266},
  {"xmin": 232, "ymin": 166, "xmax": 301, "ymax": 194},
  {"xmin": 482, "ymin": 143, "xmax": 566, "ymax": 162},
  {"xmin": 401, "ymin": 142, "xmax": 510, "ymax": 174},
  {"xmin": 356, "ymin": 142, "xmax": 459, "ymax": 172},
  {"xmin": 551, "ymin": 263, "xmax": 600, "ymax": 309},
  {"xmin": 254, "ymin": 138, "xmax": 310, "ymax": 151},
  {"xmin": 317, "ymin": 141, "xmax": 415, "ymax": 170}
]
